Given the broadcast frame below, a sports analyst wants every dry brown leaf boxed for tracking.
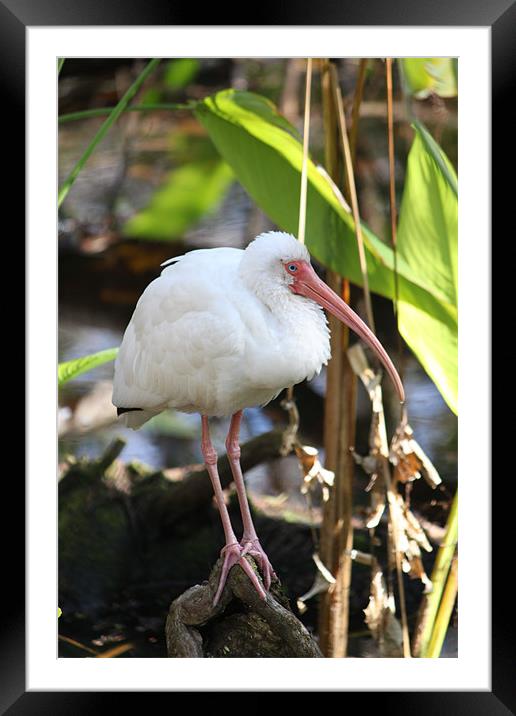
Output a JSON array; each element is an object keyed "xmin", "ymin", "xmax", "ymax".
[
  {"xmin": 404, "ymin": 504, "xmax": 433, "ymax": 553},
  {"xmin": 390, "ymin": 419, "xmax": 442, "ymax": 489},
  {"xmin": 363, "ymin": 562, "xmax": 403, "ymax": 657},
  {"xmin": 296, "ymin": 552, "xmax": 336, "ymax": 613},
  {"xmin": 404, "ymin": 540, "xmax": 433, "ymax": 593},
  {"xmin": 294, "ymin": 443, "xmax": 335, "ymax": 501},
  {"xmin": 366, "ymin": 478, "xmax": 386, "ymax": 529},
  {"xmin": 348, "ymin": 345, "xmax": 435, "ymax": 602}
]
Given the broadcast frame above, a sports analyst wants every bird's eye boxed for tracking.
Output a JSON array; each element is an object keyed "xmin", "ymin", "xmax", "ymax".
[{"xmin": 287, "ymin": 263, "xmax": 298, "ymax": 273}]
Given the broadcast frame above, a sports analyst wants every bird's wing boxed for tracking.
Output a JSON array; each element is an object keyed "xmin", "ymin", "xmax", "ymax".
[
  {"xmin": 160, "ymin": 254, "xmax": 184, "ymax": 268},
  {"xmin": 112, "ymin": 261, "xmax": 245, "ymax": 414}
]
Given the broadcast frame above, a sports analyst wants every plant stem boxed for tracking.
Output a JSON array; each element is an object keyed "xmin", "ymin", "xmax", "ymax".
[
  {"xmin": 58, "ymin": 101, "xmax": 196, "ymax": 124},
  {"xmin": 58, "ymin": 58, "xmax": 161, "ymax": 207},
  {"xmin": 329, "ymin": 63, "xmax": 375, "ymax": 334},
  {"xmin": 349, "ymin": 59, "xmax": 368, "ymax": 167},
  {"xmin": 426, "ymin": 552, "xmax": 458, "ymax": 658},
  {"xmin": 58, "ymin": 634, "xmax": 98, "ymax": 656},
  {"xmin": 412, "ymin": 491, "xmax": 458, "ymax": 657},
  {"xmin": 318, "ymin": 59, "xmax": 357, "ymax": 658},
  {"xmin": 285, "ymin": 58, "xmax": 312, "ymax": 407},
  {"xmin": 331, "ymin": 60, "xmax": 411, "ymax": 658},
  {"xmin": 382, "ymin": 459, "xmax": 411, "ymax": 657},
  {"xmin": 386, "ymin": 59, "xmax": 400, "ymax": 310},
  {"xmin": 386, "ymin": 57, "xmax": 405, "ymax": 382},
  {"xmin": 58, "ymin": 58, "xmax": 65, "ymax": 76},
  {"xmin": 297, "ymin": 58, "xmax": 313, "ymax": 246}
]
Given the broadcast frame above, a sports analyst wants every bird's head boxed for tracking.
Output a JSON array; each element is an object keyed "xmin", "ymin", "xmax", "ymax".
[{"xmin": 241, "ymin": 231, "xmax": 405, "ymax": 403}]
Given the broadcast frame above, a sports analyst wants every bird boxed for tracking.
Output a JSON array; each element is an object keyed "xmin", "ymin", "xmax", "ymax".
[{"xmin": 112, "ymin": 231, "xmax": 404, "ymax": 605}]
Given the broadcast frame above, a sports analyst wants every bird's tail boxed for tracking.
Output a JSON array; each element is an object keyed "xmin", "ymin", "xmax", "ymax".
[{"xmin": 116, "ymin": 407, "xmax": 161, "ymax": 430}]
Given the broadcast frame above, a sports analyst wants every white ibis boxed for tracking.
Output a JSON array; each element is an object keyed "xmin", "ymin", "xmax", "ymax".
[{"xmin": 112, "ymin": 231, "xmax": 404, "ymax": 604}]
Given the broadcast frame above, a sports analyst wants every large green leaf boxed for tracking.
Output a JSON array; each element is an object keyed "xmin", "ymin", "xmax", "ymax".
[
  {"xmin": 196, "ymin": 90, "xmax": 458, "ymax": 412},
  {"xmin": 195, "ymin": 90, "xmax": 456, "ymax": 325},
  {"xmin": 123, "ymin": 159, "xmax": 234, "ymax": 241},
  {"xmin": 397, "ymin": 125, "xmax": 458, "ymax": 413},
  {"xmin": 399, "ymin": 58, "xmax": 458, "ymax": 99},
  {"xmin": 58, "ymin": 348, "xmax": 119, "ymax": 386}
]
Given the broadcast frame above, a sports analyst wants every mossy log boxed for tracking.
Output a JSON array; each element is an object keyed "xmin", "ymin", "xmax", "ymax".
[
  {"xmin": 59, "ymin": 430, "xmax": 316, "ymax": 617},
  {"xmin": 166, "ymin": 555, "xmax": 322, "ymax": 658},
  {"xmin": 137, "ymin": 429, "xmax": 285, "ymax": 530}
]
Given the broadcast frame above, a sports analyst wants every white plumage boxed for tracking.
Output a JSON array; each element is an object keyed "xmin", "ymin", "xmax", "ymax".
[
  {"xmin": 112, "ymin": 230, "xmax": 404, "ymax": 605},
  {"xmin": 113, "ymin": 232, "xmax": 330, "ymax": 427}
]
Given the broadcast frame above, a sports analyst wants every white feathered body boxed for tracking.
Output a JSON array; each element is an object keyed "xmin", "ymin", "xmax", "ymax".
[{"xmin": 112, "ymin": 233, "xmax": 331, "ymax": 427}]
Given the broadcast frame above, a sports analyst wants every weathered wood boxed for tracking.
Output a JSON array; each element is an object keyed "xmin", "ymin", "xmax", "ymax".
[
  {"xmin": 133, "ymin": 429, "xmax": 285, "ymax": 529},
  {"xmin": 166, "ymin": 556, "xmax": 323, "ymax": 658}
]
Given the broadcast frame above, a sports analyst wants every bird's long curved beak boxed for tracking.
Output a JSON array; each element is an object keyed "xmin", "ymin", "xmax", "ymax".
[{"xmin": 294, "ymin": 264, "xmax": 405, "ymax": 403}]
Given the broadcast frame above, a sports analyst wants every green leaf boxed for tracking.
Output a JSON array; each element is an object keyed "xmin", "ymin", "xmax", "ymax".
[
  {"xmin": 139, "ymin": 87, "xmax": 162, "ymax": 106},
  {"xmin": 123, "ymin": 159, "xmax": 234, "ymax": 241},
  {"xmin": 164, "ymin": 59, "xmax": 200, "ymax": 89},
  {"xmin": 196, "ymin": 89, "xmax": 458, "ymax": 411},
  {"xmin": 195, "ymin": 89, "xmax": 456, "ymax": 328},
  {"xmin": 58, "ymin": 348, "xmax": 119, "ymax": 386},
  {"xmin": 399, "ymin": 58, "xmax": 458, "ymax": 99},
  {"xmin": 412, "ymin": 120, "xmax": 458, "ymax": 197},
  {"xmin": 397, "ymin": 125, "xmax": 458, "ymax": 413}
]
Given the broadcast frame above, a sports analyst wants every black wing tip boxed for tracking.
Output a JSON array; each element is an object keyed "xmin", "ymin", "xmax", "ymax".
[{"xmin": 116, "ymin": 407, "xmax": 144, "ymax": 416}]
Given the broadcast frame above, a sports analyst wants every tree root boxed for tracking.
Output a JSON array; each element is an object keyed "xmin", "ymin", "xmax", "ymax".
[{"xmin": 166, "ymin": 556, "xmax": 323, "ymax": 658}]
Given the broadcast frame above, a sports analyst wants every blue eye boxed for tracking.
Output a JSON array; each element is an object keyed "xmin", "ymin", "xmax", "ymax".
[{"xmin": 288, "ymin": 264, "xmax": 298, "ymax": 272}]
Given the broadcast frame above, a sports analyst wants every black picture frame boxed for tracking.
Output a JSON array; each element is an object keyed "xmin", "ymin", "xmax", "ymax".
[{"xmin": 6, "ymin": 0, "xmax": 508, "ymax": 711}]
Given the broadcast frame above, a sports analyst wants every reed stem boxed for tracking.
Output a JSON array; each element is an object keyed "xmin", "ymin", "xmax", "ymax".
[
  {"xmin": 297, "ymin": 58, "xmax": 313, "ymax": 246},
  {"xmin": 318, "ymin": 59, "xmax": 357, "ymax": 658},
  {"xmin": 331, "ymin": 60, "xmax": 411, "ymax": 658},
  {"xmin": 329, "ymin": 63, "xmax": 375, "ymax": 334},
  {"xmin": 412, "ymin": 491, "xmax": 458, "ymax": 657},
  {"xmin": 349, "ymin": 59, "xmax": 368, "ymax": 167},
  {"xmin": 59, "ymin": 101, "xmax": 195, "ymax": 124},
  {"xmin": 426, "ymin": 552, "xmax": 458, "ymax": 658},
  {"xmin": 58, "ymin": 58, "xmax": 160, "ymax": 207}
]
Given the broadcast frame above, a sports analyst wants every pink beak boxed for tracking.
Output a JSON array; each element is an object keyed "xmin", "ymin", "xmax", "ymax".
[{"xmin": 292, "ymin": 262, "xmax": 405, "ymax": 403}]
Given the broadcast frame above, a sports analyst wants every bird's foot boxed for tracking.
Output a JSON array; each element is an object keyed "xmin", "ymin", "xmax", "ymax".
[
  {"xmin": 213, "ymin": 541, "xmax": 267, "ymax": 606},
  {"xmin": 240, "ymin": 538, "xmax": 277, "ymax": 591}
]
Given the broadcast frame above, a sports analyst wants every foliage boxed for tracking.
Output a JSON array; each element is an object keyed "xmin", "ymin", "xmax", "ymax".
[
  {"xmin": 123, "ymin": 159, "xmax": 233, "ymax": 240},
  {"xmin": 58, "ymin": 348, "xmax": 119, "ymax": 387},
  {"xmin": 164, "ymin": 59, "xmax": 200, "ymax": 89},
  {"xmin": 57, "ymin": 70, "xmax": 458, "ymax": 415},
  {"xmin": 195, "ymin": 89, "xmax": 457, "ymax": 411},
  {"xmin": 399, "ymin": 58, "xmax": 458, "ymax": 99},
  {"xmin": 397, "ymin": 123, "xmax": 458, "ymax": 413}
]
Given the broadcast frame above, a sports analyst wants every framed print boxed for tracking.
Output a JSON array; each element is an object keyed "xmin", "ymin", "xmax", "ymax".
[{"xmin": 4, "ymin": 0, "xmax": 509, "ymax": 710}]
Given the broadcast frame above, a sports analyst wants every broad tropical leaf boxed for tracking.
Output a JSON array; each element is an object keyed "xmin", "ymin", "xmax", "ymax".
[
  {"xmin": 196, "ymin": 90, "xmax": 458, "ymax": 411},
  {"xmin": 195, "ymin": 90, "xmax": 456, "ymax": 331},
  {"xmin": 397, "ymin": 124, "xmax": 458, "ymax": 413}
]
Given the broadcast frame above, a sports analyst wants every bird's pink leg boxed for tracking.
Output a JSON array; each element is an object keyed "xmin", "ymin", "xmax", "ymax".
[
  {"xmin": 201, "ymin": 415, "xmax": 266, "ymax": 606},
  {"xmin": 225, "ymin": 411, "xmax": 277, "ymax": 591}
]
